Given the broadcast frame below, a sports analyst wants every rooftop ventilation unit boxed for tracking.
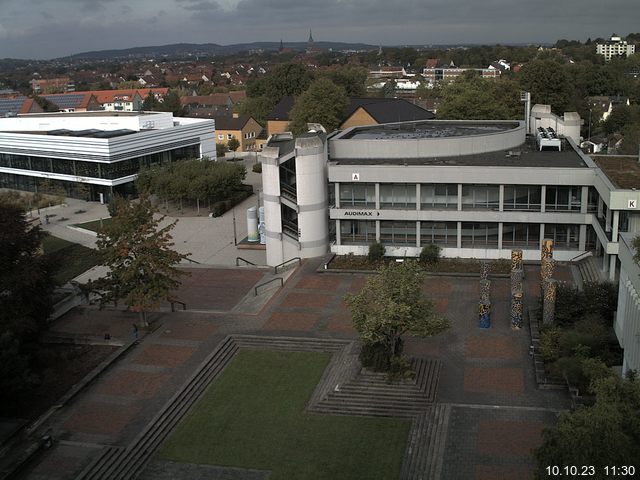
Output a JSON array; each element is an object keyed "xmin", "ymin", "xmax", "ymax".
[{"xmin": 536, "ymin": 127, "xmax": 561, "ymax": 151}]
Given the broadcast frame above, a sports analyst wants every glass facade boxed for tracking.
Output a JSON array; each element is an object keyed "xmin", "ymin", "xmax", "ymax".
[
  {"xmin": 339, "ymin": 183, "xmax": 376, "ymax": 208},
  {"xmin": 503, "ymin": 185, "xmax": 542, "ymax": 211},
  {"xmin": 461, "ymin": 185, "xmax": 499, "ymax": 210},
  {"xmin": 380, "ymin": 221, "xmax": 416, "ymax": 245},
  {"xmin": 0, "ymin": 144, "xmax": 199, "ymax": 181},
  {"xmin": 420, "ymin": 221, "xmax": 457, "ymax": 246},
  {"xmin": 340, "ymin": 220, "xmax": 376, "ymax": 244},
  {"xmin": 502, "ymin": 223, "xmax": 540, "ymax": 247},
  {"xmin": 420, "ymin": 184, "xmax": 457, "ymax": 210},
  {"xmin": 461, "ymin": 222, "xmax": 499, "ymax": 247},
  {"xmin": 545, "ymin": 186, "xmax": 582, "ymax": 212},
  {"xmin": 545, "ymin": 223, "xmax": 580, "ymax": 249},
  {"xmin": 380, "ymin": 183, "xmax": 416, "ymax": 209}
]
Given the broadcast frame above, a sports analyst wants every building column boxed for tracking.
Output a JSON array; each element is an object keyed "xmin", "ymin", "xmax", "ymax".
[
  {"xmin": 457, "ymin": 184, "xmax": 463, "ymax": 211},
  {"xmin": 334, "ymin": 183, "xmax": 340, "ymax": 208},
  {"xmin": 416, "ymin": 221, "xmax": 420, "ymax": 247},
  {"xmin": 580, "ymin": 186, "xmax": 589, "ymax": 214},
  {"xmin": 335, "ymin": 220, "xmax": 341, "ymax": 246},
  {"xmin": 540, "ymin": 185, "xmax": 546, "ymax": 213},
  {"xmin": 609, "ymin": 254, "xmax": 617, "ymax": 281},
  {"xmin": 602, "ymin": 252, "xmax": 609, "ymax": 275},
  {"xmin": 539, "ymin": 224, "xmax": 545, "ymax": 249},
  {"xmin": 579, "ymin": 224, "xmax": 587, "ymax": 251},
  {"xmin": 457, "ymin": 221, "xmax": 462, "ymax": 248},
  {"xmin": 498, "ymin": 222, "xmax": 503, "ymax": 250},
  {"xmin": 606, "ymin": 207, "xmax": 612, "ymax": 232},
  {"xmin": 612, "ymin": 210, "xmax": 620, "ymax": 240},
  {"xmin": 416, "ymin": 184, "xmax": 421, "ymax": 211},
  {"xmin": 499, "ymin": 185, "xmax": 504, "ymax": 212},
  {"xmin": 375, "ymin": 183, "xmax": 380, "ymax": 210},
  {"xmin": 598, "ymin": 196, "xmax": 603, "ymax": 219},
  {"xmin": 376, "ymin": 220, "xmax": 380, "ymax": 242}
]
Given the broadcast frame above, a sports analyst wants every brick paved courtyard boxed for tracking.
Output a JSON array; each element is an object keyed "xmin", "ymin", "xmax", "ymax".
[{"xmin": 19, "ymin": 260, "xmax": 573, "ymax": 480}]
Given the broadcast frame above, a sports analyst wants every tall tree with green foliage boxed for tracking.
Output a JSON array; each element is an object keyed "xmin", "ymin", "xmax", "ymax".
[
  {"xmin": 141, "ymin": 91, "xmax": 160, "ymax": 111},
  {"xmin": 518, "ymin": 59, "xmax": 576, "ymax": 113},
  {"xmin": 321, "ymin": 65, "xmax": 368, "ymax": 97},
  {"xmin": 438, "ymin": 72, "xmax": 522, "ymax": 120},
  {"xmin": 90, "ymin": 195, "xmax": 189, "ymax": 326},
  {"xmin": 534, "ymin": 373, "xmax": 640, "ymax": 477},
  {"xmin": 288, "ymin": 78, "xmax": 349, "ymax": 134},
  {"xmin": 344, "ymin": 260, "xmax": 450, "ymax": 371},
  {"xmin": 246, "ymin": 63, "xmax": 314, "ymax": 104}
]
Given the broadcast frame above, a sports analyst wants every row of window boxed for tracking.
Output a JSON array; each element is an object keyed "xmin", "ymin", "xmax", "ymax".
[
  {"xmin": 0, "ymin": 145, "xmax": 199, "ymax": 180},
  {"xmin": 339, "ymin": 220, "xmax": 586, "ymax": 249},
  {"xmin": 335, "ymin": 183, "xmax": 597, "ymax": 212}
]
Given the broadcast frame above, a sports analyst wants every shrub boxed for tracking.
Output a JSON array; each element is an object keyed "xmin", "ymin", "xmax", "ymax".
[
  {"xmin": 252, "ymin": 162, "xmax": 262, "ymax": 173},
  {"xmin": 420, "ymin": 243, "xmax": 441, "ymax": 264},
  {"xmin": 540, "ymin": 326, "xmax": 561, "ymax": 363},
  {"xmin": 368, "ymin": 242, "xmax": 385, "ymax": 262}
]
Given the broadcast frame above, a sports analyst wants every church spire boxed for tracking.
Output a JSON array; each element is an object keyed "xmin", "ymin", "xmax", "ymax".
[{"xmin": 308, "ymin": 29, "xmax": 314, "ymax": 44}]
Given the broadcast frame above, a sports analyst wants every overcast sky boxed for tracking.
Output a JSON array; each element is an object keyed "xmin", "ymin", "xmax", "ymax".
[{"xmin": 0, "ymin": 0, "xmax": 638, "ymax": 60}]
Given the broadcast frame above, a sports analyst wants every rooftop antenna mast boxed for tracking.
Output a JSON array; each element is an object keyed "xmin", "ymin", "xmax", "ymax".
[{"xmin": 520, "ymin": 91, "xmax": 531, "ymax": 135}]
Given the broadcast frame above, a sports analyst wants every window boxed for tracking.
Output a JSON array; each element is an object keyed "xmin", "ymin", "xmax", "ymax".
[
  {"xmin": 227, "ymin": 134, "xmax": 233, "ymax": 140},
  {"xmin": 545, "ymin": 224, "xmax": 579, "ymax": 249},
  {"xmin": 339, "ymin": 183, "xmax": 375, "ymax": 208},
  {"xmin": 502, "ymin": 223, "xmax": 540, "ymax": 247},
  {"xmin": 461, "ymin": 223, "xmax": 499, "ymax": 247},
  {"xmin": 462, "ymin": 185, "xmax": 499, "ymax": 210},
  {"xmin": 545, "ymin": 186, "xmax": 581, "ymax": 211},
  {"xmin": 380, "ymin": 183, "xmax": 416, "ymax": 209},
  {"xmin": 503, "ymin": 185, "xmax": 542, "ymax": 211},
  {"xmin": 340, "ymin": 220, "xmax": 376, "ymax": 245},
  {"xmin": 420, "ymin": 221, "xmax": 457, "ymax": 247},
  {"xmin": 380, "ymin": 221, "xmax": 416, "ymax": 245},
  {"xmin": 218, "ymin": 134, "xmax": 224, "ymax": 140},
  {"xmin": 421, "ymin": 183, "xmax": 457, "ymax": 209}
]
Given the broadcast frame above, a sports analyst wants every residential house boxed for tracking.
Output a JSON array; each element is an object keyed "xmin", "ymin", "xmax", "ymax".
[
  {"xmin": 596, "ymin": 35, "xmax": 636, "ymax": 61},
  {"xmin": 265, "ymin": 96, "xmax": 435, "ymax": 136},
  {"xmin": 94, "ymin": 90, "xmax": 144, "ymax": 111},
  {"xmin": 587, "ymin": 96, "xmax": 630, "ymax": 122},
  {"xmin": 0, "ymin": 97, "xmax": 43, "ymax": 117},
  {"xmin": 214, "ymin": 114, "xmax": 263, "ymax": 152},
  {"xmin": 40, "ymin": 92, "xmax": 101, "ymax": 112}
]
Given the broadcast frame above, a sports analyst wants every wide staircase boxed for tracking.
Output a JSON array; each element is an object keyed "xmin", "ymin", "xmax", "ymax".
[
  {"xmin": 309, "ymin": 358, "xmax": 441, "ymax": 418},
  {"xmin": 576, "ymin": 255, "xmax": 604, "ymax": 284}
]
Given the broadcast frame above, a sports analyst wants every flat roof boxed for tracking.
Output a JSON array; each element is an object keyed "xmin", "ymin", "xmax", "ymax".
[
  {"xmin": 16, "ymin": 111, "xmax": 156, "ymax": 118},
  {"xmin": 0, "ymin": 128, "xmax": 138, "ymax": 138},
  {"xmin": 593, "ymin": 156, "xmax": 640, "ymax": 189},
  {"xmin": 330, "ymin": 136, "xmax": 588, "ymax": 169},
  {"xmin": 341, "ymin": 121, "xmax": 520, "ymax": 140}
]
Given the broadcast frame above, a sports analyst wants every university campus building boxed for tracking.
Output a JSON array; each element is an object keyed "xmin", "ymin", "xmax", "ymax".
[
  {"xmin": 0, "ymin": 111, "xmax": 216, "ymax": 202},
  {"xmin": 259, "ymin": 107, "xmax": 640, "ymax": 373}
]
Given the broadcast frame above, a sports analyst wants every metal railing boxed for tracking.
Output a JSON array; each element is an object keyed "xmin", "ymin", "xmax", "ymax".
[
  {"xmin": 274, "ymin": 256, "xmax": 301, "ymax": 274},
  {"xmin": 254, "ymin": 277, "xmax": 283, "ymax": 296},
  {"xmin": 569, "ymin": 251, "xmax": 593, "ymax": 263},
  {"xmin": 236, "ymin": 257, "xmax": 257, "ymax": 266}
]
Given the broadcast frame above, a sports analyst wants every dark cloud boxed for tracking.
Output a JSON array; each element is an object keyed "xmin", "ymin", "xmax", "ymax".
[{"xmin": 1, "ymin": 0, "xmax": 639, "ymax": 58}]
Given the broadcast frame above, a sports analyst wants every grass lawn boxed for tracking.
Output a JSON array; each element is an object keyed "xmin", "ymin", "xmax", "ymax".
[
  {"xmin": 74, "ymin": 217, "xmax": 112, "ymax": 232},
  {"xmin": 42, "ymin": 235, "xmax": 100, "ymax": 284},
  {"xmin": 158, "ymin": 350, "xmax": 410, "ymax": 480}
]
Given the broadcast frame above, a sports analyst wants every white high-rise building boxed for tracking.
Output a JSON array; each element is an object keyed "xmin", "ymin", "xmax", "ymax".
[{"xmin": 596, "ymin": 35, "xmax": 636, "ymax": 61}]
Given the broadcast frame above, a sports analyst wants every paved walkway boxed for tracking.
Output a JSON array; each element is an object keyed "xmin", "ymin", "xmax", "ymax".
[{"xmin": 17, "ymin": 259, "xmax": 571, "ymax": 480}]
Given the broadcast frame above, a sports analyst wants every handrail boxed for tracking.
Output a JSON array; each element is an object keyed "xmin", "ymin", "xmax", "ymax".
[
  {"xmin": 569, "ymin": 251, "xmax": 593, "ymax": 263},
  {"xmin": 236, "ymin": 256, "xmax": 257, "ymax": 266},
  {"xmin": 274, "ymin": 256, "xmax": 301, "ymax": 274},
  {"xmin": 254, "ymin": 277, "xmax": 283, "ymax": 296},
  {"xmin": 183, "ymin": 256, "xmax": 201, "ymax": 264}
]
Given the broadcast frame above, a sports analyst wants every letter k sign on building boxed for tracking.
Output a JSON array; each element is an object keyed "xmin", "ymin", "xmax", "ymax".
[
  {"xmin": 352, "ymin": 173, "xmax": 360, "ymax": 181},
  {"xmin": 629, "ymin": 199, "xmax": 637, "ymax": 209}
]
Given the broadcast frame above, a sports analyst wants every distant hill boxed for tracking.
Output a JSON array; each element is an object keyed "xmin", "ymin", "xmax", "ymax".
[{"xmin": 62, "ymin": 41, "xmax": 379, "ymax": 60}]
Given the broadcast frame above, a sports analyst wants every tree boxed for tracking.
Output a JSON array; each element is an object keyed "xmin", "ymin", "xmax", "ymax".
[
  {"xmin": 534, "ymin": 373, "xmax": 640, "ymax": 477},
  {"xmin": 159, "ymin": 90, "xmax": 184, "ymax": 116},
  {"xmin": 216, "ymin": 142, "xmax": 227, "ymax": 158},
  {"xmin": 238, "ymin": 95, "xmax": 274, "ymax": 125},
  {"xmin": 344, "ymin": 261, "xmax": 450, "ymax": 371},
  {"xmin": 321, "ymin": 65, "xmax": 368, "ymax": 97},
  {"xmin": 90, "ymin": 195, "xmax": 189, "ymax": 326},
  {"xmin": 288, "ymin": 78, "xmax": 349, "ymax": 134},
  {"xmin": 0, "ymin": 204, "xmax": 54, "ymax": 341},
  {"xmin": 141, "ymin": 91, "xmax": 160, "ymax": 111},
  {"xmin": 438, "ymin": 73, "xmax": 522, "ymax": 120},
  {"xmin": 227, "ymin": 138, "xmax": 240, "ymax": 152},
  {"xmin": 246, "ymin": 63, "xmax": 314, "ymax": 103},
  {"xmin": 518, "ymin": 60, "xmax": 576, "ymax": 113}
]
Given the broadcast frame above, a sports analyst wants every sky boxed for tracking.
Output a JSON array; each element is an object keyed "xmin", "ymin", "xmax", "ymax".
[{"xmin": 0, "ymin": 0, "xmax": 638, "ymax": 60}]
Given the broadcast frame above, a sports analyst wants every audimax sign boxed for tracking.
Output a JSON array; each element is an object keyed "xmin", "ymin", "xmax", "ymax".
[{"xmin": 343, "ymin": 211, "xmax": 380, "ymax": 217}]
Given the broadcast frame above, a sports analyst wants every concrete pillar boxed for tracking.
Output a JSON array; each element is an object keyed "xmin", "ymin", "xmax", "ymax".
[
  {"xmin": 539, "ymin": 224, "xmax": 545, "ymax": 249},
  {"xmin": 612, "ymin": 210, "xmax": 620, "ymax": 240},
  {"xmin": 335, "ymin": 220, "xmax": 341, "ymax": 245},
  {"xmin": 606, "ymin": 207, "xmax": 612, "ymax": 232},
  {"xmin": 609, "ymin": 255, "xmax": 617, "ymax": 281},
  {"xmin": 597, "ymin": 196, "xmax": 603, "ymax": 219},
  {"xmin": 579, "ymin": 224, "xmax": 587, "ymax": 251},
  {"xmin": 261, "ymin": 147, "xmax": 284, "ymax": 267},
  {"xmin": 602, "ymin": 252, "xmax": 609, "ymax": 274},
  {"xmin": 376, "ymin": 220, "xmax": 380, "ymax": 242},
  {"xmin": 580, "ymin": 186, "xmax": 589, "ymax": 214},
  {"xmin": 457, "ymin": 221, "xmax": 462, "ymax": 248},
  {"xmin": 416, "ymin": 221, "xmax": 420, "ymax": 247},
  {"xmin": 457, "ymin": 184, "xmax": 463, "ymax": 211},
  {"xmin": 375, "ymin": 183, "xmax": 380, "ymax": 210},
  {"xmin": 416, "ymin": 184, "xmax": 421, "ymax": 211},
  {"xmin": 334, "ymin": 183, "xmax": 340, "ymax": 208},
  {"xmin": 498, "ymin": 222, "xmax": 503, "ymax": 250},
  {"xmin": 542, "ymin": 279, "xmax": 557, "ymax": 325},
  {"xmin": 540, "ymin": 185, "xmax": 546, "ymax": 213},
  {"xmin": 499, "ymin": 184, "xmax": 504, "ymax": 212}
]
